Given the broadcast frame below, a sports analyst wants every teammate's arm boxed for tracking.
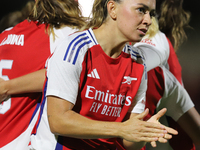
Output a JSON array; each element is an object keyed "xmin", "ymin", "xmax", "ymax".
[
  {"xmin": 156, "ymin": 67, "xmax": 200, "ymax": 146},
  {"xmin": 0, "ymin": 69, "xmax": 46, "ymax": 103},
  {"xmin": 177, "ymin": 107, "xmax": 200, "ymax": 145}
]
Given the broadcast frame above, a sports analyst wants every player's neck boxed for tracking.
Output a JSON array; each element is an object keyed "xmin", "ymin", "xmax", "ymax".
[{"xmin": 93, "ymin": 25, "xmax": 126, "ymax": 58}]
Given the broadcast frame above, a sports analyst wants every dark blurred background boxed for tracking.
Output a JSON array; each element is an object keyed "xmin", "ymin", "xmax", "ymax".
[
  {"xmin": 177, "ymin": 2, "xmax": 200, "ymax": 148},
  {"xmin": 178, "ymin": 1, "xmax": 200, "ymax": 113},
  {"xmin": 0, "ymin": 0, "xmax": 31, "ymax": 20},
  {"xmin": 0, "ymin": 0, "xmax": 200, "ymax": 148}
]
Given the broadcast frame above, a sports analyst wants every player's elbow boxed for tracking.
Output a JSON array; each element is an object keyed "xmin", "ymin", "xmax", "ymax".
[
  {"xmin": 48, "ymin": 121, "xmax": 57, "ymax": 135},
  {"xmin": 48, "ymin": 115, "xmax": 63, "ymax": 135}
]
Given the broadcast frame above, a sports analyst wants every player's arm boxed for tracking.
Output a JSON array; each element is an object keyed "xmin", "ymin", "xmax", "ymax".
[
  {"xmin": 0, "ymin": 69, "xmax": 46, "ymax": 103},
  {"xmin": 47, "ymin": 95, "xmax": 176, "ymax": 144},
  {"xmin": 177, "ymin": 107, "xmax": 200, "ymax": 145},
  {"xmin": 162, "ymin": 67, "xmax": 200, "ymax": 145},
  {"xmin": 157, "ymin": 66, "xmax": 200, "ymax": 145}
]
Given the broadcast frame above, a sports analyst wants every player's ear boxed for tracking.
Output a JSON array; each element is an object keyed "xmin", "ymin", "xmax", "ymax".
[{"xmin": 107, "ymin": 1, "xmax": 117, "ymax": 20}]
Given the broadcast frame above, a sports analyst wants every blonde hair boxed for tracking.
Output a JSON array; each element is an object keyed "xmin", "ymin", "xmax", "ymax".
[
  {"xmin": 28, "ymin": 0, "xmax": 86, "ymax": 34},
  {"xmin": 144, "ymin": 17, "xmax": 159, "ymax": 39},
  {"xmin": 83, "ymin": 0, "xmax": 122, "ymax": 30}
]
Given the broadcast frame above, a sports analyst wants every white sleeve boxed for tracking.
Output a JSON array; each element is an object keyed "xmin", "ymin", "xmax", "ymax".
[
  {"xmin": 46, "ymin": 37, "xmax": 83, "ymax": 104},
  {"xmin": 45, "ymin": 27, "xmax": 77, "ymax": 68},
  {"xmin": 50, "ymin": 27, "xmax": 77, "ymax": 54},
  {"xmin": 156, "ymin": 66, "xmax": 194, "ymax": 121},
  {"xmin": 134, "ymin": 31, "xmax": 170, "ymax": 72},
  {"xmin": 135, "ymin": 45, "xmax": 166, "ymax": 72},
  {"xmin": 131, "ymin": 70, "xmax": 147, "ymax": 114}
]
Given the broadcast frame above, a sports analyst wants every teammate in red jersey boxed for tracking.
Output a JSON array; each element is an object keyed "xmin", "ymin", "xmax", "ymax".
[
  {"xmin": 0, "ymin": 0, "xmax": 85, "ymax": 149},
  {"xmin": 0, "ymin": 19, "xmax": 51, "ymax": 150},
  {"xmin": 45, "ymin": 0, "xmax": 178, "ymax": 150}
]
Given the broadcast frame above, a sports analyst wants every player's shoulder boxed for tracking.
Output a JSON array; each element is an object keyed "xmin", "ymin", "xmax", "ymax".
[
  {"xmin": 68, "ymin": 28, "xmax": 96, "ymax": 42},
  {"xmin": 63, "ymin": 28, "xmax": 98, "ymax": 52},
  {"xmin": 53, "ymin": 28, "xmax": 98, "ymax": 64},
  {"xmin": 155, "ymin": 30, "xmax": 166, "ymax": 38},
  {"xmin": 135, "ymin": 31, "xmax": 168, "ymax": 48},
  {"xmin": 153, "ymin": 31, "xmax": 169, "ymax": 46},
  {"xmin": 134, "ymin": 30, "xmax": 170, "ymax": 61},
  {"xmin": 50, "ymin": 27, "xmax": 77, "ymax": 53},
  {"xmin": 0, "ymin": 21, "xmax": 27, "ymax": 46},
  {"xmin": 1, "ymin": 20, "xmax": 45, "ymax": 35},
  {"xmin": 0, "ymin": 20, "xmax": 27, "ymax": 34},
  {"xmin": 123, "ymin": 44, "xmax": 145, "ymax": 65},
  {"xmin": 52, "ymin": 26, "xmax": 77, "ymax": 39}
]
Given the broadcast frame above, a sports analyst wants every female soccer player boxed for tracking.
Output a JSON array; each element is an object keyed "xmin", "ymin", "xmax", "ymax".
[{"xmin": 45, "ymin": 0, "xmax": 177, "ymax": 149}]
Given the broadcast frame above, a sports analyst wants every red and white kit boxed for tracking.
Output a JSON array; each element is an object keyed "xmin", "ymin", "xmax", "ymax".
[
  {"xmin": 0, "ymin": 19, "xmax": 76, "ymax": 150},
  {"xmin": 0, "ymin": 20, "xmax": 50, "ymax": 150},
  {"xmin": 46, "ymin": 28, "xmax": 147, "ymax": 150},
  {"xmin": 29, "ymin": 26, "xmax": 77, "ymax": 150}
]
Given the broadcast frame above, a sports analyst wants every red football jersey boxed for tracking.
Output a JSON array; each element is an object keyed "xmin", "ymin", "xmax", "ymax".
[
  {"xmin": 0, "ymin": 20, "xmax": 51, "ymax": 149},
  {"xmin": 46, "ymin": 28, "xmax": 146, "ymax": 149}
]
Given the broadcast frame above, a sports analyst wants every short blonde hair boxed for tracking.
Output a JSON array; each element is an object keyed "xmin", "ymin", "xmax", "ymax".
[{"xmin": 144, "ymin": 17, "xmax": 159, "ymax": 39}]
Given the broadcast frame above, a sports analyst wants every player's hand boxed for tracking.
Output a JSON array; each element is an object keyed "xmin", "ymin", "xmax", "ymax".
[
  {"xmin": 0, "ymin": 78, "xmax": 9, "ymax": 103},
  {"xmin": 147, "ymin": 108, "xmax": 178, "ymax": 147},
  {"xmin": 121, "ymin": 109, "xmax": 169, "ymax": 143}
]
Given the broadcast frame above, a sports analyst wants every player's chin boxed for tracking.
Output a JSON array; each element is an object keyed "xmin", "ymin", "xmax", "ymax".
[
  {"xmin": 135, "ymin": 36, "xmax": 144, "ymax": 42},
  {"xmin": 128, "ymin": 34, "xmax": 144, "ymax": 43}
]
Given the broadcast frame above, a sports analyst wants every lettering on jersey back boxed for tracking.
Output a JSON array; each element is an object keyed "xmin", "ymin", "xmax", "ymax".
[{"xmin": 0, "ymin": 34, "xmax": 24, "ymax": 46}]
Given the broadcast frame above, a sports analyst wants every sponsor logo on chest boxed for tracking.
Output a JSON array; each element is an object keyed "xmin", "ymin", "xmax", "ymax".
[{"xmin": 85, "ymin": 68, "xmax": 138, "ymax": 118}]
